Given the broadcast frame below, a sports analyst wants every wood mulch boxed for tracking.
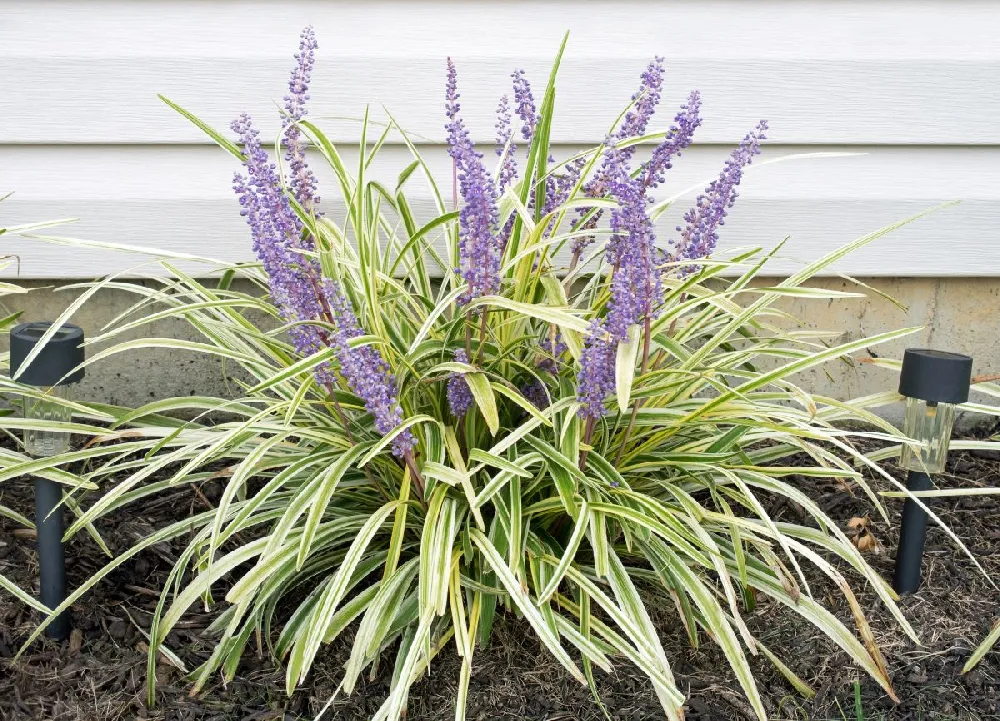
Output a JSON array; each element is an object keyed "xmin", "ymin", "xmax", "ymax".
[{"xmin": 2, "ymin": 431, "xmax": 999, "ymax": 720}]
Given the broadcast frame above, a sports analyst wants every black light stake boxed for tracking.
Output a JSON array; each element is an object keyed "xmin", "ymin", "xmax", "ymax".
[
  {"xmin": 9, "ymin": 322, "xmax": 85, "ymax": 640},
  {"xmin": 892, "ymin": 348, "xmax": 972, "ymax": 595}
]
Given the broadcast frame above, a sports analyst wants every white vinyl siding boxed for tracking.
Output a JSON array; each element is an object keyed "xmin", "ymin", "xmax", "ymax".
[{"xmin": 1, "ymin": 0, "xmax": 998, "ymax": 277}]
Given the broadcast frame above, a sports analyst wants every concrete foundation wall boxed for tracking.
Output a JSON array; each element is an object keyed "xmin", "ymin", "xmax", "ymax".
[
  {"xmin": 2, "ymin": 278, "xmax": 997, "ymax": 425},
  {"xmin": 0, "ymin": 280, "xmax": 253, "ymax": 408},
  {"xmin": 761, "ymin": 277, "xmax": 999, "ymax": 425}
]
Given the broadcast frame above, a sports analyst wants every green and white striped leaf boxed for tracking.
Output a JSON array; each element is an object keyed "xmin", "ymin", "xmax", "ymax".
[
  {"xmin": 465, "ymin": 372, "xmax": 499, "ymax": 435},
  {"xmin": 470, "ymin": 528, "xmax": 585, "ymax": 685},
  {"xmin": 616, "ymin": 324, "xmax": 642, "ymax": 412},
  {"xmin": 288, "ymin": 501, "xmax": 399, "ymax": 691}
]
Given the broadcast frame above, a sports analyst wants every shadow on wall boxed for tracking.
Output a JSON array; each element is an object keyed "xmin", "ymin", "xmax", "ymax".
[{"xmin": 0, "ymin": 279, "xmax": 264, "ymax": 408}]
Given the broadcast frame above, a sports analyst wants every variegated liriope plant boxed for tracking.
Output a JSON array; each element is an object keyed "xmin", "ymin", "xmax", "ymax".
[{"xmin": 3, "ymin": 28, "xmax": 979, "ymax": 720}]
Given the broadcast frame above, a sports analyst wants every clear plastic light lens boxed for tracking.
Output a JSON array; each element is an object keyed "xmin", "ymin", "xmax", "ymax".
[
  {"xmin": 899, "ymin": 396, "xmax": 955, "ymax": 474},
  {"xmin": 23, "ymin": 385, "xmax": 74, "ymax": 457}
]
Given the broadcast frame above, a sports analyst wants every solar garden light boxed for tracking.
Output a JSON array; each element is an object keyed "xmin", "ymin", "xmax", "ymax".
[
  {"xmin": 892, "ymin": 348, "xmax": 972, "ymax": 595},
  {"xmin": 9, "ymin": 321, "xmax": 85, "ymax": 640}
]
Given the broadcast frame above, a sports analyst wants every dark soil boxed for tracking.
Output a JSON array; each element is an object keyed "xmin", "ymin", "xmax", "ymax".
[{"xmin": 2, "ymin": 432, "xmax": 1000, "ymax": 720}]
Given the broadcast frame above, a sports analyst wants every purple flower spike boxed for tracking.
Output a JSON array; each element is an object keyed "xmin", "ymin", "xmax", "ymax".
[
  {"xmin": 617, "ymin": 57, "xmax": 666, "ymax": 145},
  {"xmin": 496, "ymin": 94, "xmax": 520, "ymax": 247},
  {"xmin": 600, "ymin": 57, "xmax": 667, "ymax": 188},
  {"xmin": 447, "ymin": 350, "xmax": 475, "ymax": 418},
  {"xmin": 673, "ymin": 120, "xmax": 768, "ymax": 268},
  {"xmin": 605, "ymin": 90, "xmax": 701, "ymax": 281},
  {"xmin": 327, "ymin": 284, "xmax": 415, "ymax": 456},
  {"xmin": 446, "ymin": 59, "xmax": 502, "ymax": 305},
  {"xmin": 571, "ymin": 58, "xmax": 667, "ymax": 257},
  {"xmin": 606, "ymin": 191, "xmax": 659, "ymax": 339},
  {"xmin": 641, "ymin": 91, "xmax": 702, "ymax": 191},
  {"xmin": 546, "ymin": 156, "xmax": 587, "ymax": 214},
  {"xmin": 496, "ymin": 94, "xmax": 518, "ymax": 193},
  {"xmin": 601, "ymin": 131, "xmax": 662, "ymax": 341},
  {"xmin": 232, "ymin": 84, "xmax": 412, "ymax": 456},
  {"xmin": 510, "ymin": 68, "xmax": 564, "ymax": 220},
  {"xmin": 283, "ymin": 26, "xmax": 321, "ymax": 219},
  {"xmin": 511, "ymin": 69, "xmax": 537, "ymax": 142},
  {"xmin": 232, "ymin": 113, "xmax": 329, "ymax": 372},
  {"xmin": 576, "ymin": 320, "xmax": 616, "ymax": 420}
]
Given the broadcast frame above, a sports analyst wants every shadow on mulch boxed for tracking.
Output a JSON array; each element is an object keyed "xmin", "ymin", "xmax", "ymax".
[{"xmin": 1, "ymin": 433, "xmax": 999, "ymax": 720}]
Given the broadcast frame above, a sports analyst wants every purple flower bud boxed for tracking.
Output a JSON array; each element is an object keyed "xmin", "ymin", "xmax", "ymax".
[
  {"xmin": 447, "ymin": 350, "xmax": 475, "ymax": 418},
  {"xmin": 576, "ymin": 319, "xmax": 616, "ymax": 420},
  {"xmin": 537, "ymin": 328, "xmax": 567, "ymax": 374},
  {"xmin": 521, "ymin": 378, "xmax": 550, "ymax": 410}
]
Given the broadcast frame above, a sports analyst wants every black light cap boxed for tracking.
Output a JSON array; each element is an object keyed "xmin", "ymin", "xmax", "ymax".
[
  {"xmin": 898, "ymin": 348, "xmax": 972, "ymax": 404},
  {"xmin": 9, "ymin": 322, "xmax": 85, "ymax": 387}
]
